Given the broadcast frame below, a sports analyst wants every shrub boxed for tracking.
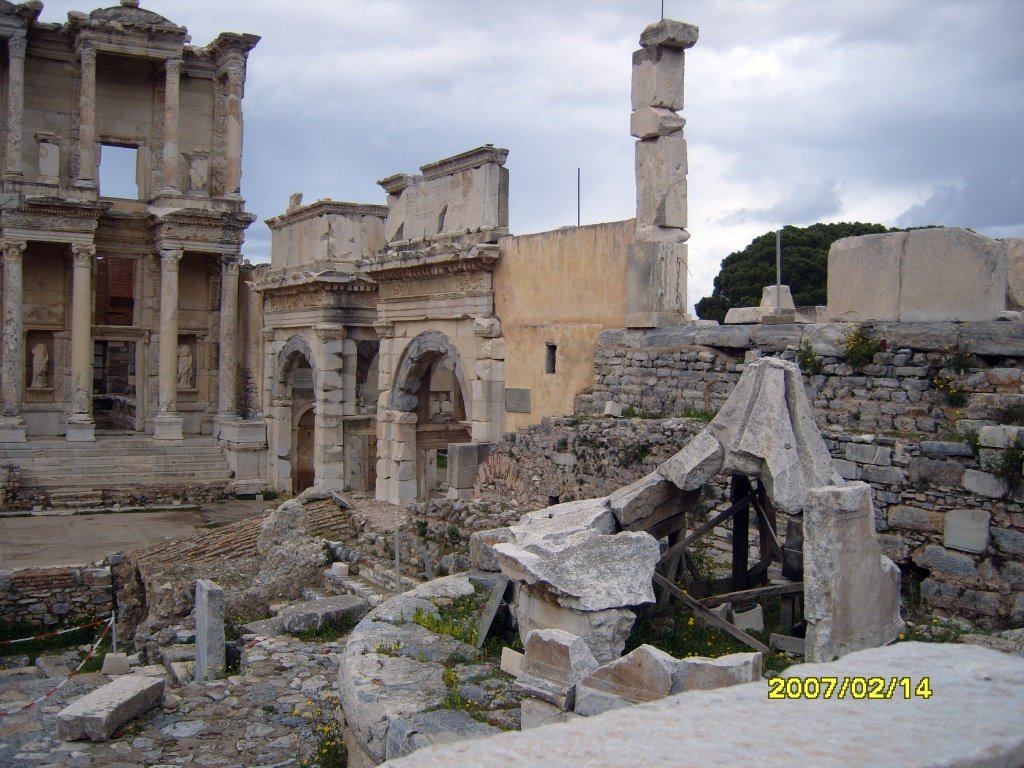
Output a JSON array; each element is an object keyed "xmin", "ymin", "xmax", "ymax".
[{"xmin": 843, "ymin": 327, "xmax": 880, "ymax": 370}]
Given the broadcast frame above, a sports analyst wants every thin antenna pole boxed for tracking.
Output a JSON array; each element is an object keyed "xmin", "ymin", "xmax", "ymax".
[
  {"xmin": 577, "ymin": 167, "xmax": 581, "ymax": 227},
  {"xmin": 775, "ymin": 228, "xmax": 782, "ymax": 312},
  {"xmin": 661, "ymin": 0, "xmax": 665, "ymax": 20}
]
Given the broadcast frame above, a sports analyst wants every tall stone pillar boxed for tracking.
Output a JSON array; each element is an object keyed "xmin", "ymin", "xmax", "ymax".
[
  {"xmin": 4, "ymin": 33, "xmax": 27, "ymax": 179},
  {"xmin": 223, "ymin": 63, "xmax": 244, "ymax": 197},
  {"xmin": 626, "ymin": 19, "xmax": 698, "ymax": 328},
  {"xmin": 76, "ymin": 46, "xmax": 97, "ymax": 187},
  {"xmin": 67, "ymin": 243, "xmax": 96, "ymax": 442},
  {"xmin": 216, "ymin": 255, "xmax": 239, "ymax": 420},
  {"xmin": 154, "ymin": 247, "xmax": 184, "ymax": 440},
  {"xmin": 0, "ymin": 240, "xmax": 27, "ymax": 442},
  {"xmin": 160, "ymin": 58, "xmax": 183, "ymax": 195}
]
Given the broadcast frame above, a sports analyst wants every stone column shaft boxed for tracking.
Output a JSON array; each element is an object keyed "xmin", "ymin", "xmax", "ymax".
[
  {"xmin": 217, "ymin": 256, "xmax": 239, "ymax": 416},
  {"xmin": 77, "ymin": 47, "xmax": 97, "ymax": 186},
  {"xmin": 4, "ymin": 34, "xmax": 27, "ymax": 178},
  {"xmin": 1, "ymin": 240, "xmax": 27, "ymax": 418},
  {"xmin": 223, "ymin": 64, "xmax": 244, "ymax": 196},
  {"xmin": 69, "ymin": 244, "xmax": 95, "ymax": 416},
  {"xmin": 161, "ymin": 59, "xmax": 183, "ymax": 194},
  {"xmin": 158, "ymin": 247, "xmax": 182, "ymax": 414}
]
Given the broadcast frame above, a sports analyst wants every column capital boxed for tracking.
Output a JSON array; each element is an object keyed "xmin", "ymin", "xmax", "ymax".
[
  {"xmin": 222, "ymin": 63, "xmax": 245, "ymax": 89},
  {"xmin": 70, "ymin": 242, "xmax": 95, "ymax": 266},
  {"xmin": 1, "ymin": 240, "xmax": 27, "ymax": 260},
  {"xmin": 7, "ymin": 32, "xmax": 27, "ymax": 59},
  {"xmin": 160, "ymin": 246, "xmax": 184, "ymax": 267},
  {"xmin": 165, "ymin": 57, "xmax": 184, "ymax": 77},
  {"xmin": 79, "ymin": 45, "xmax": 97, "ymax": 67},
  {"xmin": 222, "ymin": 254, "xmax": 240, "ymax": 275}
]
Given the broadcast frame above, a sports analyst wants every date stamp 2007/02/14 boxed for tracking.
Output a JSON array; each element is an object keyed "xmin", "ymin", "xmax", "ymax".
[{"xmin": 768, "ymin": 676, "xmax": 933, "ymax": 700}]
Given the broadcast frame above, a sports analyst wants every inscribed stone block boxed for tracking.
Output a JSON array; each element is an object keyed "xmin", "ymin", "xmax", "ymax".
[
  {"xmin": 194, "ymin": 579, "xmax": 225, "ymax": 681},
  {"xmin": 943, "ymin": 509, "xmax": 991, "ymax": 554}
]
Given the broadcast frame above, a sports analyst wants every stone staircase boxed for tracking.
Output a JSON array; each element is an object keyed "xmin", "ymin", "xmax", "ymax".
[{"xmin": 0, "ymin": 436, "xmax": 232, "ymax": 509}]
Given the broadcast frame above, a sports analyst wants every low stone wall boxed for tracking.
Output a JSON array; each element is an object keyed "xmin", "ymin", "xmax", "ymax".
[
  {"xmin": 0, "ymin": 565, "xmax": 113, "ymax": 629},
  {"xmin": 575, "ymin": 321, "xmax": 1024, "ymax": 434},
  {"xmin": 491, "ymin": 416, "xmax": 1024, "ymax": 627}
]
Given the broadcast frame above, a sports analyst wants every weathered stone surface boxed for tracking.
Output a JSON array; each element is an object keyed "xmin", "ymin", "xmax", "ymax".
[
  {"xmin": 907, "ymin": 457, "xmax": 964, "ymax": 488},
  {"xmin": 631, "ymin": 45, "xmax": 685, "ymax": 112},
  {"xmin": 671, "ymin": 652, "xmax": 762, "ymax": 694},
  {"xmin": 520, "ymin": 697, "xmax": 579, "ymax": 729},
  {"xmin": 918, "ymin": 545, "xmax": 978, "ymax": 579},
  {"xmin": 656, "ymin": 429, "xmax": 723, "ymax": 491},
  {"xmin": 516, "ymin": 629, "xmax": 599, "ymax": 710},
  {"xmin": 248, "ymin": 499, "xmax": 328, "ymax": 605},
  {"xmin": 635, "ymin": 130, "xmax": 687, "ymax": 228},
  {"xmin": 500, "ymin": 647, "xmax": 524, "ymax": 676},
  {"xmin": 639, "ymin": 19, "xmax": 699, "ymax": 50},
  {"xmin": 887, "ymin": 505, "xmax": 944, "ymax": 533},
  {"xmin": 943, "ymin": 509, "xmax": 991, "ymax": 553},
  {"xmin": 963, "ymin": 469, "xmax": 1008, "ymax": 499},
  {"xmin": 992, "ymin": 527, "xmax": 1024, "ymax": 555},
  {"xmin": 607, "ymin": 471, "xmax": 686, "ymax": 530},
  {"xmin": 574, "ymin": 644, "xmax": 678, "ymax": 716},
  {"xmin": 497, "ymin": 531, "xmax": 659, "ymax": 612},
  {"xmin": 630, "ymin": 106, "xmax": 685, "ymax": 139},
  {"xmin": 979, "ymin": 425, "xmax": 1024, "ymax": 449},
  {"xmin": 379, "ymin": 643, "xmax": 1024, "ymax": 768},
  {"xmin": 803, "ymin": 483, "xmax": 902, "ymax": 662},
  {"xmin": 194, "ymin": 579, "xmax": 225, "ymax": 681},
  {"xmin": 828, "ymin": 228, "xmax": 1008, "ymax": 323},
  {"xmin": 511, "ymin": 585, "xmax": 636, "ymax": 664},
  {"xmin": 469, "ymin": 527, "xmax": 513, "ymax": 572},
  {"xmin": 56, "ymin": 675, "xmax": 165, "ymax": 742},
  {"xmin": 385, "ymin": 710, "xmax": 499, "ymax": 761},
  {"xmin": 507, "ymin": 498, "xmax": 616, "ymax": 553},
  {"xmin": 1008, "ymin": 237, "xmax": 1024, "ymax": 310},
  {"xmin": 278, "ymin": 594, "xmax": 369, "ymax": 634}
]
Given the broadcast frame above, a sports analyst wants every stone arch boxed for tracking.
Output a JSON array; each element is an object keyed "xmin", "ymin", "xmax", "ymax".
[
  {"xmin": 274, "ymin": 334, "xmax": 317, "ymax": 399},
  {"xmin": 388, "ymin": 330, "xmax": 471, "ymax": 421}
]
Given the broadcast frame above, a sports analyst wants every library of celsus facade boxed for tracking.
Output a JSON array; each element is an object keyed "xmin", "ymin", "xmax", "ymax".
[{"xmin": 0, "ymin": 0, "xmax": 259, "ymax": 446}]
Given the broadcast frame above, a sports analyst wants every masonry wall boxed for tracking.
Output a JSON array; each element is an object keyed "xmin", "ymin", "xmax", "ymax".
[
  {"xmin": 495, "ymin": 220, "xmax": 634, "ymax": 433},
  {"xmin": 0, "ymin": 566, "xmax": 113, "ymax": 630}
]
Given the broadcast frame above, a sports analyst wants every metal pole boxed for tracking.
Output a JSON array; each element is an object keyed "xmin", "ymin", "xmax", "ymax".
[
  {"xmin": 394, "ymin": 531, "xmax": 401, "ymax": 596},
  {"xmin": 775, "ymin": 229, "xmax": 782, "ymax": 312},
  {"xmin": 111, "ymin": 610, "xmax": 117, "ymax": 654},
  {"xmin": 577, "ymin": 167, "xmax": 581, "ymax": 227},
  {"xmin": 661, "ymin": 0, "xmax": 665, "ymax": 20}
]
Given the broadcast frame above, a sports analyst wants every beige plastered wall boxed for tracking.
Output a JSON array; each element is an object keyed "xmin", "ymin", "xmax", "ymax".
[{"xmin": 494, "ymin": 219, "xmax": 633, "ymax": 432}]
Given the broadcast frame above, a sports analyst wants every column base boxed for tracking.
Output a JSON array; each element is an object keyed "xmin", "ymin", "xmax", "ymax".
[
  {"xmin": 213, "ymin": 412, "xmax": 241, "ymax": 440},
  {"xmin": 65, "ymin": 416, "xmax": 96, "ymax": 443},
  {"xmin": 153, "ymin": 413, "xmax": 184, "ymax": 441},
  {"xmin": 0, "ymin": 417, "xmax": 27, "ymax": 443}
]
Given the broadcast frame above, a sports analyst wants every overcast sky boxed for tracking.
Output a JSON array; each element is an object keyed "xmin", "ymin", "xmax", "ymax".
[{"xmin": 38, "ymin": 0, "xmax": 1024, "ymax": 314}]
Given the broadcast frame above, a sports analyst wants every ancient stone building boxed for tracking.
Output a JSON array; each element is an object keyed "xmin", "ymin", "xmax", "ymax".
[
  {"xmin": 255, "ymin": 197, "xmax": 386, "ymax": 494},
  {"xmin": 0, "ymin": 0, "xmax": 258, "ymax": 447}
]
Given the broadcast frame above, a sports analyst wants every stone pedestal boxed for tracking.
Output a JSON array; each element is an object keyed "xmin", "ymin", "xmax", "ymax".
[
  {"xmin": 0, "ymin": 417, "xmax": 27, "ymax": 443},
  {"xmin": 218, "ymin": 417, "xmax": 268, "ymax": 495},
  {"xmin": 65, "ymin": 416, "xmax": 96, "ymax": 443},
  {"xmin": 194, "ymin": 579, "xmax": 225, "ymax": 681},
  {"xmin": 153, "ymin": 413, "xmax": 184, "ymax": 441}
]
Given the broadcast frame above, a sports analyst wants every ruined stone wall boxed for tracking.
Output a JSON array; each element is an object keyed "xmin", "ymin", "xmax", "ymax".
[
  {"xmin": 575, "ymin": 322, "xmax": 1024, "ymax": 434},
  {"xmin": 491, "ymin": 414, "xmax": 1024, "ymax": 627},
  {"xmin": 0, "ymin": 566, "xmax": 113, "ymax": 630}
]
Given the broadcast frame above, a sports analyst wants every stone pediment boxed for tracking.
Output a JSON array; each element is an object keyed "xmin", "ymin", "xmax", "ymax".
[{"xmin": 89, "ymin": 5, "xmax": 184, "ymax": 33}]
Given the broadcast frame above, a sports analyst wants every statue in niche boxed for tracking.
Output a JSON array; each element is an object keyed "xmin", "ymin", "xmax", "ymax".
[
  {"xmin": 30, "ymin": 343, "xmax": 49, "ymax": 388},
  {"xmin": 177, "ymin": 343, "xmax": 194, "ymax": 388},
  {"xmin": 188, "ymin": 155, "xmax": 208, "ymax": 193}
]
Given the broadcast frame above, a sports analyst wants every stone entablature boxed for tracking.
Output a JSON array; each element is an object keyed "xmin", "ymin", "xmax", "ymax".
[{"xmin": 266, "ymin": 199, "xmax": 388, "ymax": 273}]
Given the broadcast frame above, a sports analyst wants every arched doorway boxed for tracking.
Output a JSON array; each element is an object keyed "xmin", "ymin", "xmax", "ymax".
[
  {"xmin": 272, "ymin": 336, "xmax": 317, "ymax": 495},
  {"xmin": 386, "ymin": 331, "xmax": 472, "ymax": 501},
  {"xmin": 294, "ymin": 405, "xmax": 315, "ymax": 493}
]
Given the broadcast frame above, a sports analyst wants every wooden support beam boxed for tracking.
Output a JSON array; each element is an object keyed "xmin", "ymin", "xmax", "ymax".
[
  {"xmin": 658, "ymin": 493, "xmax": 752, "ymax": 567},
  {"xmin": 699, "ymin": 581, "xmax": 804, "ymax": 609},
  {"xmin": 653, "ymin": 572, "xmax": 770, "ymax": 654}
]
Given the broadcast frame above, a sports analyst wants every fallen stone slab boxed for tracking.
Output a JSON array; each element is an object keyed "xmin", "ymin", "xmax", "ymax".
[
  {"xmin": 56, "ymin": 674, "xmax": 165, "ymax": 742},
  {"xmin": 671, "ymin": 652, "xmax": 762, "ymax": 693},
  {"xmin": 378, "ymin": 643, "xmax": 1024, "ymax": 768},
  {"xmin": 515, "ymin": 629, "xmax": 599, "ymax": 711},
  {"xmin": 575, "ymin": 644, "xmax": 678, "ymax": 716},
  {"xmin": 386, "ymin": 710, "xmax": 500, "ymax": 761},
  {"xmin": 278, "ymin": 594, "xmax": 369, "ymax": 635}
]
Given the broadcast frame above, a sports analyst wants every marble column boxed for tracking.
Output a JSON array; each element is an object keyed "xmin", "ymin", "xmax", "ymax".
[
  {"xmin": 4, "ymin": 33, "xmax": 27, "ymax": 179},
  {"xmin": 223, "ymin": 63, "xmax": 244, "ymax": 197},
  {"xmin": 77, "ymin": 46, "xmax": 97, "ymax": 187},
  {"xmin": 67, "ymin": 243, "xmax": 96, "ymax": 442},
  {"xmin": 216, "ymin": 255, "xmax": 239, "ymax": 420},
  {"xmin": 0, "ymin": 240, "xmax": 27, "ymax": 442},
  {"xmin": 154, "ymin": 247, "xmax": 184, "ymax": 440},
  {"xmin": 160, "ymin": 58, "xmax": 182, "ymax": 195}
]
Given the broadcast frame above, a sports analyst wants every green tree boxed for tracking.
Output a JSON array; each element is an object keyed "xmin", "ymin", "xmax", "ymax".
[{"xmin": 695, "ymin": 222, "xmax": 891, "ymax": 323}]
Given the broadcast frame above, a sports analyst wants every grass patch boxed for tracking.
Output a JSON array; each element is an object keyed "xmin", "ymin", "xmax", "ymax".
[
  {"xmin": 412, "ymin": 593, "xmax": 482, "ymax": 647},
  {"xmin": 293, "ymin": 614, "xmax": 359, "ymax": 643}
]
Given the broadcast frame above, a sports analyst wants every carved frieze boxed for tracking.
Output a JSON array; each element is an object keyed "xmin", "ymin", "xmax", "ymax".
[{"xmin": 378, "ymin": 271, "xmax": 489, "ymax": 299}]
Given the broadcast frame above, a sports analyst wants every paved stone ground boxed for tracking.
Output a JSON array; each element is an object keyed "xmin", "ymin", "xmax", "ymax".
[
  {"xmin": 0, "ymin": 499, "xmax": 269, "ymax": 569},
  {"xmin": 0, "ymin": 630, "xmax": 345, "ymax": 768}
]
